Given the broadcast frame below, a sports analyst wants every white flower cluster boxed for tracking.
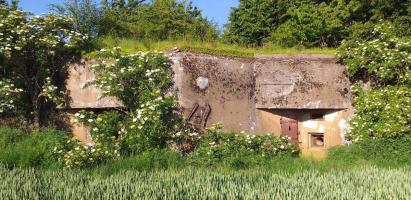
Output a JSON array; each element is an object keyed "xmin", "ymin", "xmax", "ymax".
[
  {"xmin": 0, "ymin": 79, "xmax": 23, "ymax": 113},
  {"xmin": 338, "ymin": 24, "xmax": 411, "ymax": 83},
  {"xmin": 349, "ymin": 86, "xmax": 410, "ymax": 139},
  {"xmin": 41, "ymin": 77, "xmax": 63, "ymax": 106},
  {"xmin": 131, "ymin": 95, "xmax": 164, "ymax": 130},
  {"xmin": 0, "ymin": 8, "xmax": 85, "ymax": 58}
]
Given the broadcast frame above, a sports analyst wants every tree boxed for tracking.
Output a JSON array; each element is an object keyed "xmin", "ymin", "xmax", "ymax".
[
  {"xmin": 0, "ymin": 5, "xmax": 86, "ymax": 126},
  {"xmin": 50, "ymin": 0, "xmax": 99, "ymax": 37},
  {"xmin": 224, "ymin": 0, "xmax": 410, "ymax": 47},
  {"xmin": 223, "ymin": 0, "xmax": 292, "ymax": 46}
]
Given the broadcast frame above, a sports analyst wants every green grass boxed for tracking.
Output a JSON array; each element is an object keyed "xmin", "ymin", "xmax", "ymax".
[
  {"xmin": 85, "ymin": 36, "xmax": 336, "ymax": 58},
  {"xmin": 1, "ymin": 166, "xmax": 410, "ymax": 199},
  {"xmin": 0, "ymin": 127, "xmax": 69, "ymax": 169}
]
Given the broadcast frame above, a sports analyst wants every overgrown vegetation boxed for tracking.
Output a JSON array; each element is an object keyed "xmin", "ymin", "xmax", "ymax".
[
  {"xmin": 0, "ymin": 4, "xmax": 86, "ymax": 126},
  {"xmin": 52, "ymin": 0, "xmax": 218, "ymax": 42},
  {"xmin": 0, "ymin": 2, "xmax": 411, "ymax": 198},
  {"xmin": 0, "ymin": 127, "xmax": 69, "ymax": 168},
  {"xmin": 338, "ymin": 22, "xmax": 411, "ymax": 142},
  {"xmin": 224, "ymin": 0, "xmax": 410, "ymax": 48}
]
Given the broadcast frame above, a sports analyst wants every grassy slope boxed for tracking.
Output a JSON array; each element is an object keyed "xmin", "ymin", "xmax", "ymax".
[{"xmin": 85, "ymin": 37, "xmax": 336, "ymax": 58}]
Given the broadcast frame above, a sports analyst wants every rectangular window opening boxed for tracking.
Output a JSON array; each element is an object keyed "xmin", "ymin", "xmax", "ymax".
[{"xmin": 310, "ymin": 133, "xmax": 324, "ymax": 148}]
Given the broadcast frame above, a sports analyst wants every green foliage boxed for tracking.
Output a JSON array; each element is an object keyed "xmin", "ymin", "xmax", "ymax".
[
  {"xmin": 338, "ymin": 23, "xmax": 411, "ymax": 85},
  {"xmin": 328, "ymin": 135, "xmax": 411, "ymax": 166},
  {"xmin": 0, "ymin": 127, "xmax": 70, "ymax": 168},
  {"xmin": 186, "ymin": 124, "xmax": 298, "ymax": 167},
  {"xmin": 51, "ymin": 0, "xmax": 99, "ymax": 37},
  {"xmin": 92, "ymin": 149, "xmax": 185, "ymax": 174},
  {"xmin": 0, "ymin": 79, "xmax": 23, "ymax": 114},
  {"xmin": 55, "ymin": 0, "xmax": 219, "ymax": 41},
  {"xmin": 1, "ymin": 166, "xmax": 411, "ymax": 199},
  {"xmin": 348, "ymin": 86, "xmax": 410, "ymax": 139},
  {"xmin": 0, "ymin": 5, "xmax": 86, "ymax": 124},
  {"xmin": 271, "ymin": 1, "xmax": 355, "ymax": 47},
  {"xmin": 224, "ymin": 0, "xmax": 290, "ymax": 46},
  {"xmin": 225, "ymin": 0, "xmax": 410, "ymax": 47}
]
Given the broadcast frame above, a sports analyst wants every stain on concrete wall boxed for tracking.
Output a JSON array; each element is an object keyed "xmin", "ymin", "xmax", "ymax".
[
  {"xmin": 66, "ymin": 52, "xmax": 353, "ymax": 151},
  {"xmin": 169, "ymin": 52, "xmax": 353, "ymax": 151}
]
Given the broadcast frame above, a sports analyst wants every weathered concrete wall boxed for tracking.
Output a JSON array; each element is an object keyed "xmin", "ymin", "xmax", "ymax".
[
  {"xmin": 65, "ymin": 52, "xmax": 353, "ymax": 152},
  {"xmin": 170, "ymin": 53, "xmax": 257, "ymax": 132},
  {"xmin": 65, "ymin": 59, "xmax": 122, "ymax": 109},
  {"xmin": 169, "ymin": 52, "xmax": 353, "ymax": 152},
  {"xmin": 254, "ymin": 55, "xmax": 351, "ymax": 109}
]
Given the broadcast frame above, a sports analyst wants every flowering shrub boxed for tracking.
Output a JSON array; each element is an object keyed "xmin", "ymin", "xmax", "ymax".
[
  {"xmin": 54, "ymin": 110, "xmax": 122, "ymax": 168},
  {"xmin": 338, "ymin": 22, "xmax": 411, "ymax": 141},
  {"xmin": 0, "ymin": 5, "xmax": 86, "ymax": 123},
  {"xmin": 91, "ymin": 49, "xmax": 179, "ymax": 154},
  {"xmin": 0, "ymin": 79, "xmax": 22, "ymax": 114},
  {"xmin": 56, "ymin": 49, "xmax": 179, "ymax": 167},
  {"xmin": 348, "ymin": 85, "xmax": 410, "ymax": 141},
  {"xmin": 187, "ymin": 124, "xmax": 298, "ymax": 166},
  {"xmin": 169, "ymin": 127, "xmax": 201, "ymax": 155},
  {"xmin": 338, "ymin": 23, "xmax": 411, "ymax": 85}
]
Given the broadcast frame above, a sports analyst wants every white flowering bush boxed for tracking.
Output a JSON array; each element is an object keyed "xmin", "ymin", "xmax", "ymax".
[
  {"xmin": 54, "ymin": 110, "xmax": 122, "ymax": 168},
  {"xmin": 91, "ymin": 48, "xmax": 178, "ymax": 154},
  {"xmin": 0, "ymin": 5, "xmax": 86, "ymax": 123},
  {"xmin": 188, "ymin": 124, "xmax": 298, "ymax": 166},
  {"xmin": 0, "ymin": 79, "xmax": 22, "ymax": 114},
  {"xmin": 338, "ymin": 22, "xmax": 411, "ymax": 141},
  {"xmin": 348, "ymin": 85, "xmax": 410, "ymax": 141},
  {"xmin": 56, "ymin": 49, "xmax": 179, "ymax": 167},
  {"xmin": 338, "ymin": 23, "xmax": 410, "ymax": 85}
]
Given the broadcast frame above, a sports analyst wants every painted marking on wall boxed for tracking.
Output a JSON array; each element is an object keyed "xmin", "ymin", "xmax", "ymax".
[
  {"xmin": 196, "ymin": 77, "xmax": 209, "ymax": 90},
  {"xmin": 324, "ymin": 111, "xmax": 339, "ymax": 122},
  {"xmin": 303, "ymin": 120, "xmax": 318, "ymax": 129},
  {"xmin": 318, "ymin": 124, "xmax": 325, "ymax": 133}
]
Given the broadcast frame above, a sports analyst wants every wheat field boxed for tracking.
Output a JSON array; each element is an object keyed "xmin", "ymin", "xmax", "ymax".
[{"xmin": 0, "ymin": 166, "xmax": 410, "ymax": 199}]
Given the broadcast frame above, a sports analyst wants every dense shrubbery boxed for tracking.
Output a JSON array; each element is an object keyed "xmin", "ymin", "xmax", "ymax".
[
  {"xmin": 225, "ymin": 0, "xmax": 410, "ymax": 47},
  {"xmin": 0, "ymin": 127, "xmax": 70, "ymax": 168},
  {"xmin": 338, "ymin": 22, "xmax": 411, "ymax": 141},
  {"xmin": 338, "ymin": 23, "xmax": 411, "ymax": 85},
  {"xmin": 0, "ymin": 4, "xmax": 85, "ymax": 125},
  {"xmin": 53, "ymin": 0, "xmax": 218, "ymax": 42},
  {"xmin": 348, "ymin": 86, "xmax": 410, "ymax": 140},
  {"xmin": 186, "ymin": 124, "xmax": 298, "ymax": 167}
]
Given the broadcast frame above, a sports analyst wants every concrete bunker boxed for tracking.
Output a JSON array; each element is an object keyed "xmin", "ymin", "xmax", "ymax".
[
  {"xmin": 65, "ymin": 52, "xmax": 353, "ymax": 156},
  {"xmin": 170, "ymin": 52, "xmax": 352, "ymax": 156}
]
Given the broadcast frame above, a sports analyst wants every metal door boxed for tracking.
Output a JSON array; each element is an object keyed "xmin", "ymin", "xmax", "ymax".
[{"xmin": 280, "ymin": 117, "xmax": 298, "ymax": 143}]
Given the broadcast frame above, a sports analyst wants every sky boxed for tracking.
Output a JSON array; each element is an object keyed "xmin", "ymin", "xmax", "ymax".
[{"xmin": 16, "ymin": 0, "xmax": 239, "ymax": 27}]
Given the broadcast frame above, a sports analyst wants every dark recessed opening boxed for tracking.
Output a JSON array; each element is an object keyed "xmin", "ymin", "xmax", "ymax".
[
  {"xmin": 310, "ymin": 133, "xmax": 324, "ymax": 148},
  {"xmin": 311, "ymin": 113, "xmax": 324, "ymax": 120}
]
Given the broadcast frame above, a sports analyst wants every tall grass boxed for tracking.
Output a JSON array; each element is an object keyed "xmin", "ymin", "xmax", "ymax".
[
  {"xmin": 86, "ymin": 36, "xmax": 336, "ymax": 58},
  {"xmin": 0, "ymin": 166, "xmax": 410, "ymax": 199},
  {"xmin": 0, "ymin": 127, "xmax": 69, "ymax": 168}
]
